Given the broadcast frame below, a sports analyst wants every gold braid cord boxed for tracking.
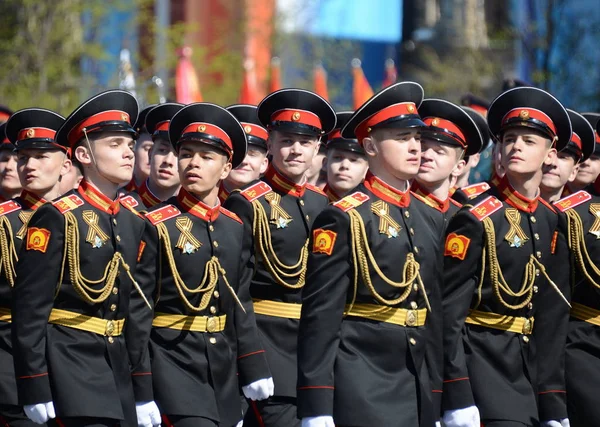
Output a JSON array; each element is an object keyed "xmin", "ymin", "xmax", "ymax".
[
  {"xmin": 0, "ymin": 216, "xmax": 18, "ymax": 286},
  {"xmin": 156, "ymin": 222, "xmax": 245, "ymax": 313},
  {"xmin": 346, "ymin": 210, "xmax": 431, "ymax": 313},
  {"xmin": 566, "ymin": 209, "xmax": 600, "ymax": 288},
  {"xmin": 61, "ymin": 212, "xmax": 151, "ymax": 308},
  {"xmin": 251, "ymin": 200, "xmax": 308, "ymax": 289}
]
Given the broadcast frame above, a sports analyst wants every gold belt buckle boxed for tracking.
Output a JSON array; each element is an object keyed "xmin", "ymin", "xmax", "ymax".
[
  {"xmin": 406, "ymin": 310, "xmax": 417, "ymax": 327},
  {"xmin": 522, "ymin": 318, "xmax": 534, "ymax": 335},
  {"xmin": 206, "ymin": 317, "xmax": 217, "ymax": 333},
  {"xmin": 105, "ymin": 320, "xmax": 115, "ymax": 336}
]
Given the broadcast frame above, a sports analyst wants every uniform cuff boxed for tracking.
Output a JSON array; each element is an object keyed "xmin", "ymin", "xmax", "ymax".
[
  {"xmin": 296, "ymin": 386, "xmax": 334, "ymax": 418},
  {"xmin": 237, "ymin": 350, "xmax": 271, "ymax": 386},
  {"xmin": 132, "ymin": 373, "xmax": 154, "ymax": 402},
  {"xmin": 17, "ymin": 374, "xmax": 52, "ymax": 405},
  {"xmin": 538, "ymin": 390, "xmax": 567, "ymax": 421},
  {"xmin": 442, "ymin": 377, "xmax": 475, "ymax": 411}
]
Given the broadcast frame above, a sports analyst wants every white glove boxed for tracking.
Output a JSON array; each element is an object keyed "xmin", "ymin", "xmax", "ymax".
[
  {"xmin": 136, "ymin": 401, "xmax": 161, "ymax": 427},
  {"xmin": 541, "ymin": 421, "xmax": 570, "ymax": 427},
  {"xmin": 442, "ymin": 405, "xmax": 480, "ymax": 427},
  {"xmin": 301, "ymin": 416, "xmax": 335, "ymax": 427},
  {"xmin": 436, "ymin": 422, "xmax": 442, "ymax": 427},
  {"xmin": 24, "ymin": 402, "xmax": 56, "ymax": 424},
  {"xmin": 235, "ymin": 421, "xmax": 243, "ymax": 427},
  {"xmin": 242, "ymin": 377, "xmax": 274, "ymax": 401}
]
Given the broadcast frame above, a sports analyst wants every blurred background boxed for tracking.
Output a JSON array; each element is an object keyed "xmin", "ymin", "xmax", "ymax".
[{"xmin": 1, "ymin": 0, "xmax": 599, "ymax": 115}]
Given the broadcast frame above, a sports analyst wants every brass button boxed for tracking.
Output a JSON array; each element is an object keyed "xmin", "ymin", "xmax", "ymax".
[
  {"xmin": 209, "ymin": 225, "xmax": 214, "ymax": 232},
  {"xmin": 523, "ymin": 336, "xmax": 529, "ymax": 343},
  {"xmin": 410, "ymin": 228, "xmax": 415, "ymax": 236},
  {"xmin": 214, "ymin": 291, "xmax": 220, "ymax": 299},
  {"xmin": 413, "ymin": 283, "xmax": 419, "ymax": 292},
  {"xmin": 533, "ymin": 286, "xmax": 539, "ymax": 293},
  {"xmin": 404, "ymin": 211, "xmax": 410, "ymax": 218},
  {"xmin": 112, "ymin": 219, "xmax": 117, "ymax": 226},
  {"xmin": 536, "ymin": 251, "xmax": 542, "ymax": 259},
  {"xmin": 305, "ymin": 215, "xmax": 310, "ymax": 221},
  {"xmin": 108, "ymin": 336, "xmax": 114, "ymax": 344},
  {"xmin": 209, "ymin": 337, "xmax": 217, "ymax": 345},
  {"xmin": 535, "ymin": 269, "xmax": 540, "ymax": 277},
  {"xmin": 414, "ymin": 247, "xmax": 419, "ymax": 254},
  {"xmin": 213, "ymin": 241, "xmax": 219, "ymax": 247},
  {"xmin": 110, "ymin": 304, "xmax": 117, "ymax": 312},
  {"xmin": 112, "ymin": 287, "xmax": 119, "ymax": 295},
  {"xmin": 409, "ymin": 337, "xmax": 416, "ymax": 345},
  {"xmin": 206, "ymin": 317, "xmax": 218, "ymax": 333},
  {"xmin": 530, "ymin": 216, "xmax": 537, "ymax": 223},
  {"xmin": 299, "ymin": 200, "xmax": 305, "ymax": 206},
  {"xmin": 522, "ymin": 318, "xmax": 533, "ymax": 335},
  {"xmin": 534, "ymin": 233, "xmax": 540, "ymax": 240},
  {"xmin": 210, "ymin": 306, "xmax": 217, "ymax": 314},
  {"xmin": 116, "ymin": 235, "xmax": 121, "ymax": 242},
  {"xmin": 527, "ymin": 303, "xmax": 533, "ymax": 310},
  {"xmin": 406, "ymin": 311, "xmax": 417, "ymax": 327},
  {"xmin": 410, "ymin": 301, "xmax": 418, "ymax": 310}
]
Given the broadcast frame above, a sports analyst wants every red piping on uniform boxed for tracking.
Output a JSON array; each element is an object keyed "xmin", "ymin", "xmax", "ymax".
[
  {"xmin": 443, "ymin": 377, "xmax": 469, "ymax": 383},
  {"xmin": 538, "ymin": 390, "xmax": 566, "ymax": 394},
  {"xmin": 19, "ymin": 372, "xmax": 48, "ymax": 379},
  {"xmin": 161, "ymin": 414, "xmax": 174, "ymax": 427},
  {"xmin": 250, "ymin": 401, "xmax": 266, "ymax": 427},
  {"xmin": 238, "ymin": 350, "xmax": 266, "ymax": 359}
]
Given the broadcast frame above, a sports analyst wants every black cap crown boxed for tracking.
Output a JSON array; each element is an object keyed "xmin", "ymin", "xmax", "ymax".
[
  {"xmin": 226, "ymin": 104, "xmax": 268, "ymax": 151},
  {"xmin": 145, "ymin": 103, "xmax": 184, "ymax": 141},
  {"xmin": 6, "ymin": 108, "xmax": 66, "ymax": 152}
]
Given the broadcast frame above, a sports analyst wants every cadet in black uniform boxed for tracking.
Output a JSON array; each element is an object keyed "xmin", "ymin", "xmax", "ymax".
[
  {"xmin": 322, "ymin": 111, "xmax": 368, "ymax": 203},
  {"xmin": 0, "ymin": 122, "xmax": 22, "ymax": 202},
  {"xmin": 0, "ymin": 108, "xmax": 67, "ymax": 427},
  {"xmin": 224, "ymin": 89, "xmax": 336, "ymax": 427},
  {"xmin": 441, "ymin": 87, "xmax": 572, "ymax": 427},
  {"xmin": 143, "ymin": 103, "xmax": 272, "ymax": 427},
  {"xmin": 565, "ymin": 113, "xmax": 600, "ymax": 194},
  {"xmin": 297, "ymin": 82, "xmax": 445, "ymax": 427},
  {"xmin": 11, "ymin": 90, "xmax": 160, "ymax": 427},
  {"xmin": 125, "ymin": 104, "xmax": 156, "ymax": 193}
]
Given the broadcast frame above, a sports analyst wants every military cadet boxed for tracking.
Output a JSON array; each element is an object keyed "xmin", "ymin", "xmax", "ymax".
[
  {"xmin": 58, "ymin": 161, "xmax": 83, "ymax": 195},
  {"xmin": 143, "ymin": 103, "xmax": 272, "ymax": 427},
  {"xmin": 0, "ymin": 108, "xmax": 67, "ymax": 427},
  {"xmin": 218, "ymin": 104, "xmax": 270, "ymax": 203},
  {"xmin": 0, "ymin": 123, "xmax": 22, "ymax": 202},
  {"xmin": 322, "ymin": 111, "xmax": 368, "ymax": 203},
  {"xmin": 540, "ymin": 110, "xmax": 595, "ymax": 203},
  {"xmin": 441, "ymin": 87, "xmax": 572, "ymax": 427},
  {"xmin": 297, "ymin": 82, "xmax": 445, "ymax": 427},
  {"xmin": 132, "ymin": 103, "xmax": 184, "ymax": 209},
  {"xmin": 11, "ymin": 90, "xmax": 161, "ymax": 427},
  {"xmin": 565, "ymin": 113, "xmax": 600, "ymax": 194},
  {"xmin": 460, "ymin": 94, "xmax": 492, "ymax": 185},
  {"xmin": 125, "ymin": 104, "xmax": 156, "ymax": 192},
  {"xmin": 412, "ymin": 99, "xmax": 484, "ymax": 223},
  {"xmin": 223, "ymin": 89, "xmax": 336, "ymax": 427}
]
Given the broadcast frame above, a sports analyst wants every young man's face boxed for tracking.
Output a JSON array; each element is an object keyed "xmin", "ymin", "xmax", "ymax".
[
  {"xmin": 500, "ymin": 128, "xmax": 555, "ymax": 176},
  {"xmin": 76, "ymin": 132, "xmax": 136, "ymax": 185},
  {"xmin": 225, "ymin": 147, "xmax": 268, "ymax": 189},
  {"xmin": 133, "ymin": 132, "xmax": 153, "ymax": 183},
  {"xmin": 366, "ymin": 128, "xmax": 421, "ymax": 182},
  {"xmin": 17, "ymin": 148, "xmax": 69, "ymax": 194},
  {"xmin": 326, "ymin": 148, "xmax": 368, "ymax": 194},
  {"xmin": 305, "ymin": 150, "xmax": 326, "ymax": 184},
  {"xmin": 573, "ymin": 154, "xmax": 600, "ymax": 187},
  {"xmin": 178, "ymin": 142, "xmax": 231, "ymax": 197},
  {"xmin": 149, "ymin": 138, "xmax": 180, "ymax": 190},
  {"xmin": 267, "ymin": 131, "xmax": 320, "ymax": 181},
  {"xmin": 0, "ymin": 149, "xmax": 21, "ymax": 196},
  {"xmin": 417, "ymin": 138, "xmax": 465, "ymax": 187},
  {"xmin": 541, "ymin": 151, "xmax": 579, "ymax": 192}
]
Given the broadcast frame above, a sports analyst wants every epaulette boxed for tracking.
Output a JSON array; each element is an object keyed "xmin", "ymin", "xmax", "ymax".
[
  {"xmin": 553, "ymin": 190, "xmax": 592, "ymax": 212},
  {"xmin": 0, "ymin": 200, "xmax": 21, "ymax": 216},
  {"xmin": 450, "ymin": 198, "xmax": 462, "ymax": 208},
  {"xmin": 306, "ymin": 184, "xmax": 326, "ymax": 196},
  {"xmin": 145, "ymin": 205, "xmax": 181, "ymax": 225},
  {"xmin": 219, "ymin": 206, "xmax": 242, "ymax": 224},
  {"xmin": 240, "ymin": 181, "xmax": 272, "ymax": 202},
  {"xmin": 333, "ymin": 191, "xmax": 370, "ymax": 212},
  {"xmin": 461, "ymin": 182, "xmax": 491, "ymax": 199},
  {"xmin": 539, "ymin": 198, "xmax": 556, "ymax": 214},
  {"xmin": 469, "ymin": 195, "xmax": 503, "ymax": 221},
  {"xmin": 120, "ymin": 195, "xmax": 139, "ymax": 209},
  {"xmin": 52, "ymin": 194, "xmax": 84, "ymax": 214}
]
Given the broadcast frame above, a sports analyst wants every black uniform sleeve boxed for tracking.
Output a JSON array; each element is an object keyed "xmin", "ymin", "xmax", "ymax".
[
  {"xmin": 125, "ymin": 216, "xmax": 157, "ymax": 402},
  {"xmin": 534, "ymin": 213, "xmax": 570, "ymax": 421},
  {"xmin": 441, "ymin": 209, "xmax": 484, "ymax": 411},
  {"xmin": 11, "ymin": 205, "xmax": 65, "ymax": 405},
  {"xmin": 297, "ymin": 206, "xmax": 351, "ymax": 418}
]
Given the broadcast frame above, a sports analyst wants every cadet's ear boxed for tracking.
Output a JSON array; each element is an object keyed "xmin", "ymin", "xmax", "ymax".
[
  {"xmin": 544, "ymin": 147, "xmax": 557, "ymax": 166},
  {"xmin": 363, "ymin": 137, "xmax": 378, "ymax": 158},
  {"xmin": 74, "ymin": 145, "xmax": 92, "ymax": 166}
]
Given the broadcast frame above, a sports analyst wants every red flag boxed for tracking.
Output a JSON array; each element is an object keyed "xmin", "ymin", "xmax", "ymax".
[
  {"xmin": 352, "ymin": 58, "xmax": 374, "ymax": 110},
  {"xmin": 240, "ymin": 58, "xmax": 261, "ymax": 104},
  {"xmin": 313, "ymin": 63, "xmax": 329, "ymax": 101},
  {"xmin": 175, "ymin": 46, "xmax": 202, "ymax": 103},
  {"xmin": 269, "ymin": 57, "xmax": 282, "ymax": 93},
  {"xmin": 382, "ymin": 58, "xmax": 397, "ymax": 88}
]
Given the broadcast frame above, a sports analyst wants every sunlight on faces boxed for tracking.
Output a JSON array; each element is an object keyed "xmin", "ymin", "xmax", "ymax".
[
  {"xmin": 499, "ymin": 128, "xmax": 556, "ymax": 177},
  {"xmin": 0, "ymin": 150, "xmax": 21, "ymax": 196},
  {"xmin": 363, "ymin": 128, "xmax": 421, "ymax": 182},
  {"xmin": 58, "ymin": 163, "xmax": 83, "ymax": 194},
  {"xmin": 325, "ymin": 148, "xmax": 368, "ymax": 194},
  {"xmin": 177, "ymin": 141, "xmax": 232, "ymax": 197},
  {"xmin": 74, "ymin": 132, "xmax": 136, "ymax": 186},
  {"xmin": 573, "ymin": 154, "xmax": 600, "ymax": 187},
  {"xmin": 225, "ymin": 147, "xmax": 268, "ymax": 189},
  {"xmin": 540, "ymin": 152, "xmax": 579, "ymax": 192},
  {"xmin": 267, "ymin": 131, "xmax": 320, "ymax": 182},
  {"xmin": 17, "ymin": 148, "xmax": 70, "ymax": 194},
  {"xmin": 133, "ymin": 133, "xmax": 153, "ymax": 182},
  {"xmin": 150, "ymin": 138, "xmax": 180, "ymax": 189},
  {"xmin": 417, "ymin": 138, "xmax": 466, "ymax": 187}
]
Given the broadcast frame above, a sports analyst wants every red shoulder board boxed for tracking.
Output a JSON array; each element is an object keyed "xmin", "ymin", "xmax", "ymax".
[
  {"xmin": 462, "ymin": 182, "xmax": 491, "ymax": 199},
  {"xmin": 145, "ymin": 205, "xmax": 181, "ymax": 225},
  {"xmin": 219, "ymin": 207, "xmax": 242, "ymax": 224},
  {"xmin": 52, "ymin": 194, "xmax": 84, "ymax": 214},
  {"xmin": 553, "ymin": 190, "xmax": 592, "ymax": 212},
  {"xmin": 241, "ymin": 181, "xmax": 272, "ymax": 202},
  {"xmin": 120, "ymin": 195, "xmax": 139, "ymax": 209},
  {"xmin": 333, "ymin": 191, "xmax": 370, "ymax": 212},
  {"xmin": 469, "ymin": 196, "xmax": 503, "ymax": 221},
  {"xmin": 306, "ymin": 184, "xmax": 326, "ymax": 196},
  {"xmin": 450, "ymin": 198, "xmax": 462, "ymax": 208},
  {"xmin": 0, "ymin": 200, "xmax": 21, "ymax": 216}
]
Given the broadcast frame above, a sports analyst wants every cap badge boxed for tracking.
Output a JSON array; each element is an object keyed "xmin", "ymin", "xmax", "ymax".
[
  {"xmin": 197, "ymin": 125, "xmax": 206, "ymax": 132},
  {"xmin": 26, "ymin": 128, "xmax": 35, "ymax": 138},
  {"xmin": 519, "ymin": 110, "xmax": 530, "ymax": 120},
  {"xmin": 407, "ymin": 105, "xmax": 415, "ymax": 113},
  {"xmin": 121, "ymin": 113, "xmax": 128, "ymax": 122},
  {"xmin": 244, "ymin": 125, "xmax": 252, "ymax": 134},
  {"xmin": 292, "ymin": 112, "xmax": 301, "ymax": 121},
  {"xmin": 431, "ymin": 118, "xmax": 439, "ymax": 127}
]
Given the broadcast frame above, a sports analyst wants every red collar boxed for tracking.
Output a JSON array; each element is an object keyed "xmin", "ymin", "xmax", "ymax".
[
  {"xmin": 412, "ymin": 183, "xmax": 450, "ymax": 212},
  {"xmin": 177, "ymin": 188, "xmax": 220, "ymax": 222},
  {"xmin": 19, "ymin": 190, "xmax": 46, "ymax": 210},
  {"xmin": 218, "ymin": 183, "xmax": 230, "ymax": 204},
  {"xmin": 495, "ymin": 175, "xmax": 539, "ymax": 213},
  {"xmin": 490, "ymin": 172, "xmax": 502, "ymax": 188},
  {"xmin": 124, "ymin": 178, "xmax": 138, "ymax": 193},
  {"xmin": 264, "ymin": 166, "xmax": 306, "ymax": 198},
  {"xmin": 323, "ymin": 184, "xmax": 342, "ymax": 202},
  {"xmin": 448, "ymin": 186, "xmax": 458, "ymax": 197},
  {"xmin": 78, "ymin": 180, "xmax": 121, "ymax": 215},
  {"xmin": 138, "ymin": 179, "xmax": 161, "ymax": 209},
  {"xmin": 364, "ymin": 172, "xmax": 410, "ymax": 207}
]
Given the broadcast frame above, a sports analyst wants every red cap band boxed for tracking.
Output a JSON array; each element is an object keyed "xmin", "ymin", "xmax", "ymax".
[
  {"xmin": 470, "ymin": 104, "xmax": 487, "ymax": 117},
  {"xmin": 68, "ymin": 110, "xmax": 131, "ymax": 147},
  {"xmin": 571, "ymin": 132, "xmax": 582, "ymax": 151},
  {"xmin": 181, "ymin": 122, "xmax": 232, "ymax": 152},
  {"xmin": 423, "ymin": 117, "xmax": 467, "ymax": 147},
  {"xmin": 0, "ymin": 112, "xmax": 10, "ymax": 122},
  {"xmin": 595, "ymin": 134, "xmax": 600, "ymax": 145},
  {"xmin": 241, "ymin": 122, "xmax": 268, "ymax": 141},
  {"xmin": 356, "ymin": 102, "xmax": 418, "ymax": 142},
  {"xmin": 270, "ymin": 109, "xmax": 322, "ymax": 130},
  {"xmin": 154, "ymin": 120, "xmax": 170, "ymax": 133},
  {"xmin": 328, "ymin": 129, "xmax": 343, "ymax": 140},
  {"xmin": 501, "ymin": 108, "xmax": 556, "ymax": 136},
  {"xmin": 17, "ymin": 127, "xmax": 57, "ymax": 142}
]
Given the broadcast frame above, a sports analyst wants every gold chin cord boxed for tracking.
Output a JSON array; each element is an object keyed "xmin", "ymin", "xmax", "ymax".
[{"xmin": 0, "ymin": 216, "xmax": 17, "ymax": 287}]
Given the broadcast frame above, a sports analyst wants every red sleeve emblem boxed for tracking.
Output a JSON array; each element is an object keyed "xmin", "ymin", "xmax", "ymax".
[
  {"xmin": 312, "ymin": 228, "xmax": 338, "ymax": 256},
  {"xmin": 444, "ymin": 232, "xmax": 471, "ymax": 261},
  {"xmin": 26, "ymin": 227, "xmax": 51, "ymax": 253}
]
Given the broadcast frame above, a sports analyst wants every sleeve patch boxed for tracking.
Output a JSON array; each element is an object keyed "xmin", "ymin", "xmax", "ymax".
[
  {"xmin": 553, "ymin": 190, "xmax": 592, "ymax": 212},
  {"xmin": 241, "ymin": 181, "xmax": 272, "ymax": 202},
  {"xmin": 312, "ymin": 228, "xmax": 337, "ymax": 256},
  {"xmin": 469, "ymin": 196, "xmax": 503, "ymax": 221},
  {"xmin": 0, "ymin": 200, "xmax": 21, "ymax": 216},
  {"xmin": 137, "ymin": 240, "xmax": 146, "ymax": 262},
  {"xmin": 26, "ymin": 227, "xmax": 51, "ymax": 253},
  {"xmin": 145, "ymin": 205, "xmax": 181, "ymax": 225},
  {"xmin": 333, "ymin": 191, "xmax": 370, "ymax": 212},
  {"xmin": 52, "ymin": 194, "xmax": 84, "ymax": 214},
  {"xmin": 444, "ymin": 232, "xmax": 471, "ymax": 261},
  {"xmin": 219, "ymin": 207, "xmax": 243, "ymax": 224}
]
